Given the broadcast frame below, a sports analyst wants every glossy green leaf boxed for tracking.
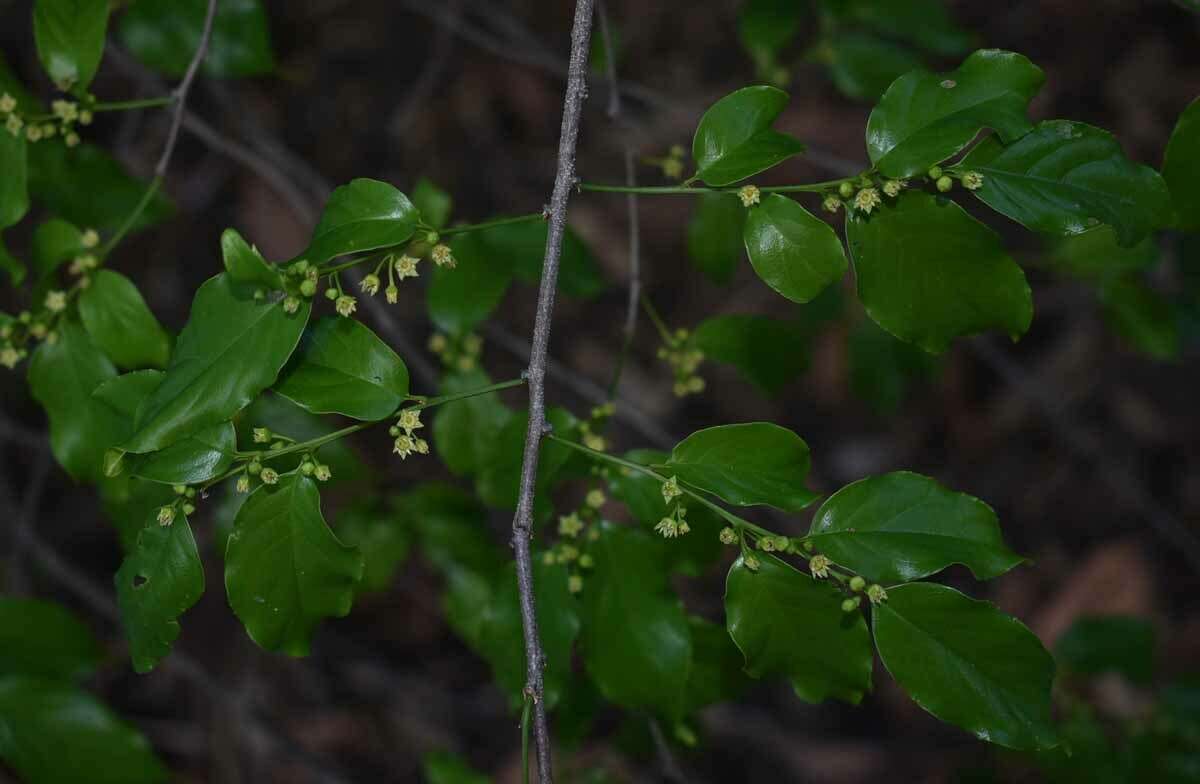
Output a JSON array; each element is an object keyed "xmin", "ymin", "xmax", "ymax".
[
  {"xmin": 822, "ymin": 33, "xmax": 924, "ymax": 102},
  {"xmin": 33, "ymin": 0, "xmax": 108, "ymax": 91},
  {"xmin": 476, "ymin": 561, "xmax": 580, "ymax": 709},
  {"xmin": 686, "ymin": 192, "xmax": 745, "ymax": 285},
  {"xmin": 1100, "ymin": 277, "xmax": 1179, "ymax": 360},
  {"xmin": 582, "ymin": 524, "xmax": 691, "ymax": 715},
  {"xmin": 0, "ymin": 676, "xmax": 168, "ymax": 784},
  {"xmin": 335, "ymin": 505, "xmax": 410, "ymax": 595},
  {"xmin": 726, "ymin": 553, "xmax": 873, "ymax": 704},
  {"xmin": 961, "ymin": 120, "xmax": 1173, "ymax": 246},
  {"xmin": 831, "ymin": 0, "xmax": 974, "ymax": 56},
  {"xmin": 1047, "ymin": 226, "xmax": 1158, "ymax": 281},
  {"xmin": 225, "ymin": 473, "xmax": 364, "ymax": 655},
  {"xmin": 661, "ymin": 422, "xmax": 817, "ymax": 512},
  {"xmin": 738, "ymin": 0, "xmax": 801, "ymax": 69},
  {"xmin": 692, "ymin": 86, "xmax": 806, "ymax": 186},
  {"xmin": 846, "ymin": 190, "xmax": 1033, "ymax": 353},
  {"xmin": 866, "ymin": 49, "xmax": 1044, "ymax": 178},
  {"xmin": 28, "ymin": 142, "xmax": 172, "ymax": 233},
  {"xmin": 115, "ymin": 512, "xmax": 205, "ymax": 673},
  {"xmin": 0, "ymin": 236, "xmax": 25, "ymax": 285},
  {"xmin": 238, "ymin": 393, "xmax": 370, "ymax": 482},
  {"xmin": 807, "ymin": 471, "xmax": 1023, "ymax": 584},
  {"xmin": 427, "ymin": 231, "xmax": 513, "ymax": 333},
  {"xmin": 432, "ymin": 368, "xmax": 514, "ymax": 476},
  {"xmin": 122, "ymin": 273, "xmax": 309, "ymax": 454},
  {"xmin": 78, "ymin": 270, "xmax": 172, "ymax": 370},
  {"xmin": 1055, "ymin": 615, "xmax": 1156, "ymax": 684},
  {"xmin": 0, "ymin": 598, "xmax": 101, "ymax": 680},
  {"xmin": 28, "ymin": 319, "xmax": 120, "ymax": 481},
  {"xmin": 676, "ymin": 615, "xmax": 751, "ymax": 716},
  {"xmin": 693, "ymin": 314, "xmax": 808, "ymax": 395},
  {"xmin": 412, "ymin": 177, "xmax": 453, "ymax": 229},
  {"xmin": 743, "ymin": 194, "xmax": 847, "ymax": 303},
  {"xmin": 118, "ymin": 0, "xmax": 274, "ymax": 78},
  {"xmin": 275, "ymin": 317, "xmax": 409, "ymax": 420},
  {"xmin": 872, "ymin": 582, "xmax": 1058, "ymax": 750},
  {"xmin": 91, "ymin": 369, "xmax": 163, "ymax": 439},
  {"xmin": 133, "ymin": 422, "xmax": 237, "ymax": 484},
  {"xmin": 31, "ymin": 218, "xmax": 84, "ymax": 280},
  {"xmin": 298, "ymin": 178, "xmax": 418, "ymax": 264},
  {"xmin": 221, "ymin": 227, "xmax": 283, "ymax": 290},
  {"xmin": 1163, "ymin": 96, "xmax": 1200, "ymax": 233},
  {"xmin": 99, "ymin": 474, "xmax": 177, "ymax": 553},
  {"xmin": 0, "ymin": 128, "xmax": 27, "ymax": 229},
  {"xmin": 423, "ymin": 751, "xmax": 491, "ymax": 784}
]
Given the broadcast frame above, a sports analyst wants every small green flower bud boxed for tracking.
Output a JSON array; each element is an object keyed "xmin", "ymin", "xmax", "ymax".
[
  {"xmin": 810, "ymin": 554, "xmax": 831, "ymax": 579},
  {"xmin": 867, "ymin": 584, "xmax": 888, "ymax": 605},
  {"xmin": 236, "ymin": 475, "xmax": 251, "ymax": 493},
  {"xmin": 282, "ymin": 296, "xmax": 301, "ymax": 314},
  {"xmin": 173, "ymin": 484, "xmax": 187, "ymax": 496},
  {"xmin": 936, "ymin": 176, "xmax": 954, "ymax": 192},
  {"xmin": 849, "ymin": 575, "xmax": 866, "ymax": 592},
  {"xmin": 157, "ymin": 506, "xmax": 176, "ymax": 526},
  {"xmin": 247, "ymin": 460, "xmax": 262, "ymax": 475},
  {"xmin": 314, "ymin": 464, "xmax": 332, "ymax": 482},
  {"xmin": 838, "ymin": 181, "xmax": 855, "ymax": 199},
  {"xmin": 252, "ymin": 427, "xmax": 271, "ymax": 443},
  {"xmin": 300, "ymin": 461, "xmax": 315, "ymax": 475},
  {"xmin": 425, "ymin": 231, "xmax": 440, "ymax": 244},
  {"xmin": 567, "ymin": 574, "xmax": 584, "ymax": 594},
  {"xmin": 744, "ymin": 555, "xmax": 760, "ymax": 572},
  {"xmin": 185, "ymin": 487, "xmax": 196, "ymax": 499},
  {"xmin": 253, "ymin": 288, "xmax": 266, "ymax": 301},
  {"xmin": 325, "ymin": 287, "xmax": 338, "ymax": 300},
  {"xmin": 841, "ymin": 597, "xmax": 860, "ymax": 613},
  {"xmin": 181, "ymin": 502, "xmax": 196, "ymax": 516},
  {"xmin": 719, "ymin": 526, "xmax": 737, "ymax": 545},
  {"xmin": 299, "ymin": 278, "xmax": 317, "ymax": 298},
  {"xmin": 259, "ymin": 468, "xmax": 280, "ymax": 485},
  {"xmin": 388, "ymin": 425, "xmax": 401, "ymax": 437},
  {"xmin": 292, "ymin": 260, "xmax": 310, "ymax": 275},
  {"xmin": 928, "ymin": 165, "xmax": 943, "ymax": 179}
]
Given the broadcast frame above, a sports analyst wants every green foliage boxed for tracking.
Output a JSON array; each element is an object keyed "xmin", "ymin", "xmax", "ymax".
[
  {"xmin": 738, "ymin": 0, "xmax": 801, "ymax": 73},
  {"xmin": 0, "ymin": 598, "xmax": 101, "ymax": 680},
  {"xmin": 132, "ymin": 422, "xmax": 237, "ymax": 484},
  {"xmin": 686, "ymin": 192, "xmax": 745, "ymax": 284},
  {"xmin": 221, "ymin": 228, "xmax": 283, "ymax": 289},
  {"xmin": 1163, "ymin": 96, "xmax": 1200, "ymax": 232},
  {"xmin": 33, "ymin": 0, "xmax": 109, "ymax": 91},
  {"xmin": 1100, "ymin": 277, "xmax": 1180, "ymax": 360},
  {"xmin": 0, "ymin": 129, "xmax": 29, "ymax": 232},
  {"xmin": 691, "ymin": 86, "xmax": 805, "ymax": 186},
  {"xmin": 821, "ymin": 32, "xmax": 924, "ymax": 102},
  {"xmin": 432, "ymin": 368, "xmax": 514, "ymax": 476},
  {"xmin": 31, "ymin": 218, "xmax": 85, "ymax": 281},
  {"xmin": 743, "ymin": 193, "xmax": 847, "ymax": 303},
  {"xmin": 335, "ymin": 504, "xmax": 410, "ymax": 595},
  {"xmin": 78, "ymin": 270, "xmax": 172, "ymax": 370},
  {"xmin": 1055, "ymin": 615, "xmax": 1156, "ymax": 684},
  {"xmin": 411, "ymin": 177, "xmax": 454, "ymax": 230},
  {"xmin": 847, "ymin": 317, "xmax": 936, "ymax": 414},
  {"xmin": 297, "ymin": 178, "xmax": 419, "ymax": 264},
  {"xmin": 119, "ymin": 0, "xmax": 274, "ymax": 78},
  {"xmin": 692, "ymin": 313, "xmax": 809, "ymax": 395},
  {"xmin": 28, "ymin": 143, "xmax": 172, "ymax": 232}
]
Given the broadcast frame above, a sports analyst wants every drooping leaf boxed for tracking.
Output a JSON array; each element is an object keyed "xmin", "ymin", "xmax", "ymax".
[
  {"xmin": 872, "ymin": 582, "xmax": 1058, "ymax": 750},
  {"xmin": 0, "ymin": 128, "xmax": 28, "ymax": 229},
  {"xmin": 275, "ymin": 317, "xmax": 409, "ymax": 421},
  {"xmin": 427, "ymin": 231, "xmax": 513, "ymax": 333},
  {"xmin": 33, "ymin": 0, "xmax": 109, "ymax": 91},
  {"xmin": 118, "ymin": 0, "xmax": 274, "ymax": 78},
  {"xmin": 582, "ymin": 524, "xmax": 692, "ymax": 716},
  {"xmin": 743, "ymin": 194, "xmax": 847, "ymax": 303},
  {"xmin": 78, "ymin": 270, "xmax": 172, "ymax": 370},
  {"xmin": 0, "ymin": 676, "xmax": 168, "ymax": 784},
  {"xmin": 225, "ymin": 473, "xmax": 364, "ymax": 655},
  {"xmin": 30, "ymin": 218, "xmax": 84, "ymax": 281},
  {"xmin": 692, "ymin": 86, "xmax": 806, "ymax": 186},
  {"xmin": 28, "ymin": 319, "xmax": 120, "ymax": 481},
  {"xmin": 221, "ymin": 227, "xmax": 283, "ymax": 290},
  {"xmin": 122, "ymin": 273, "xmax": 309, "ymax": 454},
  {"xmin": 692, "ymin": 314, "xmax": 809, "ymax": 395},
  {"xmin": 28, "ymin": 142, "xmax": 172, "ymax": 233},
  {"xmin": 1047, "ymin": 225, "xmax": 1158, "ymax": 282},
  {"xmin": 961, "ymin": 120, "xmax": 1174, "ymax": 247},
  {"xmin": 432, "ymin": 368, "xmax": 514, "ymax": 476},
  {"xmin": 675, "ymin": 615, "xmax": 752, "ymax": 716},
  {"xmin": 115, "ymin": 512, "xmax": 205, "ymax": 673},
  {"xmin": 661, "ymin": 422, "xmax": 818, "ymax": 512},
  {"xmin": 846, "ymin": 190, "xmax": 1033, "ymax": 353},
  {"xmin": 297, "ymin": 178, "xmax": 418, "ymax": 264},
  {"xmin": 725, "ymin": 553, "xmax": 873, "ymax": 704},
  {"xmin": 822, "ymin": 32, "xmax": 925, "ymax": 103},
  {"xmin": 866, "ymin": 49, "xmax": 1044, "ymax": 178},
  {"xmin": 411, "ymin": 177, "xmax": 453, "ymax": 229},
  {"xmin": 0, "ymin": 598, "xmax": 101, "ymax": 680},
  {"xmin": 807, "ymin": 471, "xmax": 1023, "ymax": 584},
  {"xmin": 1100, "ymin": 277, "xmax": 1179, "ymax": 360},
  {"xmin": 686, "ymin": 192, "xmax": 745, "ymax": 284},
  {"xmin": 1162, "ymin": 96, "xmax": 1200, "ymax": 233},
  {"xmin": 0, "ymin": 236, "xmax": 26, "ymax": 286},
  {"xmin": 132, "ymin": 422, "xmax": 237, "ymax": 485},
  {"xmin": 1055, "ymin": 615, "xmax": 1156, "ymax": 684}
]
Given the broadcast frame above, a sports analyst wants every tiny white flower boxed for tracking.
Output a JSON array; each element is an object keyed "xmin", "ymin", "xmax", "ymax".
[
  {"xmin": 335, "ymin": 294, "xmax": 357, "ymax": 317},
  {"xmin": 430, "ymin": 244, "xmax": 455, "ymax": 268},
  {"xmin": 558, "ymin": 513, "xmax": 584, "ymax": 538},
  {"xmin": 44, "ymin": 290, "xmax": 68, "ymax": 313},
  {"xmin": 0, "ymin": 347, "xmax": 19, "ymax": 369},
  {"xmin": 395, "ymin": 254, "xmax": 420, "ymax": 279},
  {"xmin": 962, "ymin": 171, "xmax": 984, "ymax": 190},
  {"xmin": 259, "ymin": 467, "xmax": 280, "ymax": 485},
  {"xmin": 867, "ymin": 584, "xmax": 888, "ymax": 605},
  {"xmin": 157, "ymin": 506, "xmax": 176, "ymax": 526},
  {"xmin": 737, "ymin": 184, "xmax": 761, "ymax": 207},
  {"xmin": 0, "ymin": 93, "xmax": 15, "ymax": 113},
  {"xmin": 314, "ymin": 464, "xmax": 332, "ymax": 481},
  {"xmin": 359, "ymin": 273, "xmax": 380, "ymax": 296},
  {"xmin": 397, "ymin": 408, "xmax": 423, "ymax": 434},
  {"xmin": 810, "ymin": 554, "xmax": 831, "ymax": 579},
  {"xmin": 854, "ymin": 188, "xmax": 882, "ymax": 214},
  {"xmin": 80, "ymin": 229, "xmax": 99, "ymax": 248}
]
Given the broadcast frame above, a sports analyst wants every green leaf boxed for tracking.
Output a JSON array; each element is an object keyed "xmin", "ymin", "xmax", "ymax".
[
  {"xmin": 118, "ymin": 0, "xmax": 274, "ymax": 78},
  {"xmin": 872, "ymin": 582, "xmax": 1058, "ymax": 750},
  {"xmin": 807, "ymin": 471, "xmax": 1023, "ymax": 584},
  {"xmin": 866, "ymin": 49, "xmax": 1044, "ymax": 178},
  {"xmin": 692, "ymin": 314, "xmax": 808, "ymax": 395},
  {"xmin": 412, "ymin": 177, "xmax": 453, "ymax": 229},
  {"xmin": 0, "ymin": 128, "xmax": 28, "ymax": 229},
  {"xmin": 738, "ymin": 0, "xmax": 801, "ymax": 69},
  {"xmin": 275, "ymin": 317, "xmax": 409, "ymax": 421},
  {"xmin": 0, "ymin": 676, "xmax": 168, "ymax": 784},
  {"xmin": 33, "ymin": 0, "xmax": 109, "ymax": 91},
  {"xmin": 725, "ymin": 553, "xmax": 873, "ymax": 704},
  {"xmin": 0, "ymin": 598, "xmax": 101, "ymax": 680},
  {"xmin": 476, "ymin": 408, "xmax": 576, "ymax": 512},
  {"xmin": 847, "ymin": 317, "xmax": 937, "ymax": 414},
  {"xmin": 1163, "ymin": 96, "xmax": 1200, "ymax": 233},
  {"xmin": 225, "ymin": 473, "xmax": 364, "ymax": 655},
  {"xmin": 692, "ymin": 86, "xmax": 806, "ymax": 186},
  {"xmin": 432, "ymin": 368, "xmax": 514, "ymax": 476},
  {"xmin": 423, "ymin": 751, "xmax": 491, "ymax": 784},
  {"xmin": 31, "ymin": 218, "xmax": 84, "ymax": 280},
  {"xmin": 0, "ymin": 236, "xmax": 25, "ymax": 286},
  {"xmin": 122, "ymin": 273, "xmax": 309, "ymax": 454},
  {"xmin": 582, "ymin": 524, "xmax": 692, "ymax": 715},
  {"xmin": 0, "ymin": 53, "xmax": 43, "ymax": 112},
  {"xmin": 1100, "ymin": 277, "xmax": 1179, "ymax": 360},
  {"xmin": 831, "ymin": 0, "xmax": 974, "ymax": 56},
  {"xmin": 473, "ymin": 219, "xmax": 603, "ymax": 300},
  {"xmin": 1055, "ymin": 615, "xmax": 1156, "ymax": 684},
  {"xmin": 221, "ymin": 228, "xmax": 283, "ymax": 290},
  {"xmin": 334, "ymin": 505, "xmax": 410, "ymax": 595},
  {"xmin": 28, "ymin": 142, "xmax": 172, "ymax": 233},
  {"xmin": 99, "ymin": 474, "xmax": 177, "ymax": 552},
  {"xmin": 661, "ymin": 422, "xmax": 817, "ymax": 512},
  {"xmin": 821, "ymin": 33, "xmax": 925, "ymax": 103},
  {"xmin": 686, "ymin": 192, "xmax": 745, "ymax": 285},
  {"xmin": 132, "ymin": 422, "xmax": 237, "ymax": 484},
  {"xmin": 961, "ymin": 120, "xmax": 1173, "ymax": 247},
  {"xmin": 1047, "ymin": 225, "xmax": 1158, "ymax": 281},
  {"xmin": 298, "ymin": 178, "xmax": 418, "ymax": 264},
  {"xmin": 77, "ymin": 270, "xmax": 172, "ymax": 370},
  {"xmin": 743, "ymin": 194, "xmax": 847, "ymax": 303},
  {"xmin": 476, "ymin": 561, "xmax": 580, "ymax": 709},
  {"xmin": 427, "ymin": 231, "xmax": 513, "ymax": 333},
  {"xmin": 115, "ymin": 513, "xmax": 205, "ymax": 673},
  {"xmin": 676, "ymin": 615, "xmax": 751, "ymax": 716},
  {"xmin": 29, "ymin": 319, "xmax": 121, "ymax": 481},
  {"xmin": 239, "ymin": 393, "xmax": 371, "ymax": 482},
  {"xmin": 846, "ymin": 190, "xmax": 1032, "ymax": 353}
]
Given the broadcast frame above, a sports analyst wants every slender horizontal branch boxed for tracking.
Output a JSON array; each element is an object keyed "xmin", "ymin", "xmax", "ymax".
[
  {"xmin": 579, "ymin": 177, "xmax": 858, "ymax": 196},
  {"xmin": 439, "ymin": 212, "xmax": 546, "ymax": 237}
]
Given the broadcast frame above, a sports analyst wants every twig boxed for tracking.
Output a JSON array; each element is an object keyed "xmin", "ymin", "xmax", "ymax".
[
  {"xmin": 155, "ymin": 0, "xmax": 219, "ymax": 178},
  {"xmin": 647, "ymin": 717, "xmax": 689, "ymax": 784},
  {"xmin": 509, "ymin": 1, "xmax": 596, "ymax": 781},
  {"xmin": 4, "ymin": 455, "xmax": 51, "ymax": 594}
]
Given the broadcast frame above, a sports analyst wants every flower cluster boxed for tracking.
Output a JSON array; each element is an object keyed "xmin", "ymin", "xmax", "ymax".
[
  {"xmin": 389, "ymin": 406, "xmax": 429, "ymax": 459},
  {"xmin": 428, "ymin": 330, "xmax": 484, "ymax": 373},
  {"xmin": 542, "ymin": 485, "xmax": 610, "ymax": 594},
  {"xmin": 1, "ymin": 93, "xmax": 89, "ymax": 147},
  {"xmin": 646, "ymin": 144, "xmax": 687, "ymax": 180},
  {"xmin": 578, "ymin": 401, "xmax": 615, "ymax": 453},
  {"xmin": 655, "ymin": 328, "xmax": 706, "ymax": 398}
]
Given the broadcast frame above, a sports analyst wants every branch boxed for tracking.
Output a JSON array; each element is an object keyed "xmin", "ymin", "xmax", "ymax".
[
  {"xmin": 509, "ymin": 1, "xmax": 596, "ymax": 781},
  {"xmin": 155, "ymin": 0, "xmax": 219, "ymax": 178}
]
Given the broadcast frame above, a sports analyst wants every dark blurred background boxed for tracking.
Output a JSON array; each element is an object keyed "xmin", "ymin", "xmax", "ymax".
[{"xmin": 1, "ymin": 1, "xmax": 1199, "ymax": 782}]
